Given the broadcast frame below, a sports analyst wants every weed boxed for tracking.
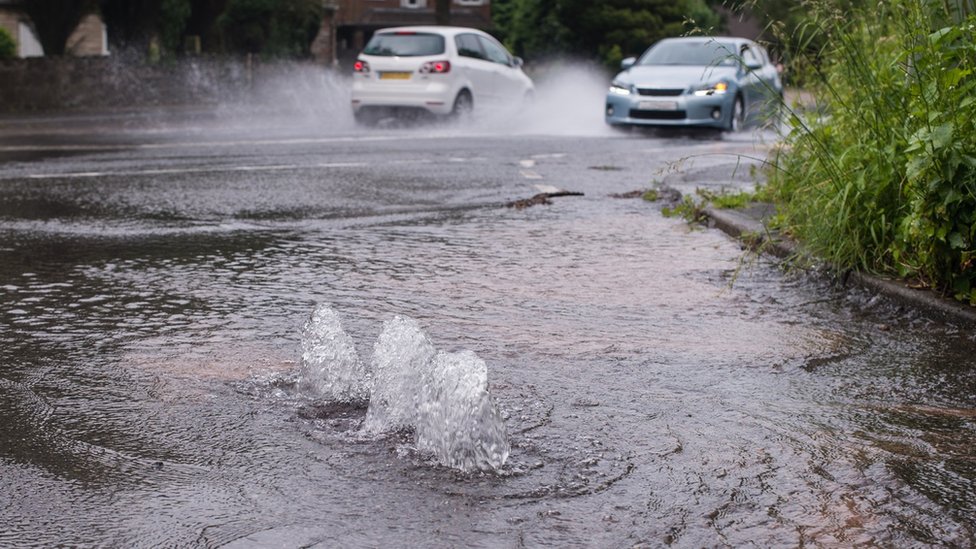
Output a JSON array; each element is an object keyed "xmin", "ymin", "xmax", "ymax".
[{"xmin": 763, "ymin": 0, "xmax": 976, "ymax": 303}]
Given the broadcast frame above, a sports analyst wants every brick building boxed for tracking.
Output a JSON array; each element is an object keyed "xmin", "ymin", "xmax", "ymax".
[{"xmin": 311, "ymin": 0, "xmax": 492, "ymax": 67}]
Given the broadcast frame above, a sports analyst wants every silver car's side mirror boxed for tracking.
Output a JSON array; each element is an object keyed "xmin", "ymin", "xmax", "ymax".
[
  {"xmin": 621, "ymin": 57, "xmax": 636, "ymax": 70},
  {"xmin": 512, "ymin": 56, "xmax": 524, "ymax": 68}
]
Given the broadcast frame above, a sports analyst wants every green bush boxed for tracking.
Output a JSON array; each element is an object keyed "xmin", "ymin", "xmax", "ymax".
[
  {"xmin": 493, "ymin": 0, "xmax": 720, "ymax": 69},
  {"xmin": 767, "ymin": 0, "xmax": 976, "ymax": 303},
  {"xmin": 897, "ymin": 16, "xmax": 976, "ymax": 301},
  {"xmin": 218, "ymin": 0, "xmax": 321, "ymax": 57},
  {"xmin": 0, "ymin": 26, "xmax": 16, "ymax": 59}
]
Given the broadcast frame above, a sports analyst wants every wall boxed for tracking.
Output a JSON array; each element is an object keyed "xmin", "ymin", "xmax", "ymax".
[{"xmin": 0, "ymin": 56, "xmax": 331, "ymax": 113}]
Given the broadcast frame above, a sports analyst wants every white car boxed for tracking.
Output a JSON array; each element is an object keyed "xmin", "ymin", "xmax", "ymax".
[{"xmin": 350, "ymin": 26, "xmax": 534, "ymax": 124}]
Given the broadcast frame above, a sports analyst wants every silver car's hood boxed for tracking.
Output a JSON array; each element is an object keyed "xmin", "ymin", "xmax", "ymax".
[{"xmin": 617, "ymin": 65, "xmax": 738, "ymax": 88}]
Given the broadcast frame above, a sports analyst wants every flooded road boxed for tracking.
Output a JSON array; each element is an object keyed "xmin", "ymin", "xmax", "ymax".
[{"xmin": 1, "ymin": 107, "xmax": 975, "ymax": 547}]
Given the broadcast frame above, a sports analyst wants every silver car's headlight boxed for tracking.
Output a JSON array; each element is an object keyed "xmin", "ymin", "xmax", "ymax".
[
  {"xmin": 693, "ymin": 81, "xmax": 730, "ymax": 96},
  {"xmin": 609, "ymin": 80, "xmax": 632, "ymax": 96}
]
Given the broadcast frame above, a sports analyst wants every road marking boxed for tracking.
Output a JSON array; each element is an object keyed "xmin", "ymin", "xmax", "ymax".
[
  {"xmin": 0, "ymin": 134, "xmax": 410, "ymax": 153},
  {"xmin": 518, "ymin": 152, "xmax": 567, "ymax": 180},
  {"xmin": 533, "ymin": 184, "xmax": 563, "ymax": 194},
  {"xmin": 26, "ymin": 162, "xmax": 370, "ymax": 180}
]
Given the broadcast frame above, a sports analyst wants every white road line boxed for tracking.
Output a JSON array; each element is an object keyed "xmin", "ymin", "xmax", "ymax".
[
  {"xmin": 26, "ymin": 162, "xmax": 369, "ymax": 180},
  {"xmin": 21, "ymin": 158, "xmax": 448, "ymax": 180},
  {"xmin": 0, "ymin": 134, "xmax": 411, "ymax": 153},
  {"xmin": 519, "ymin": 170, "xmax": 543, "ymax": 180},
  {"xmin": 533, "ymin": 184, "xmax": 563, "ymax": 194}
]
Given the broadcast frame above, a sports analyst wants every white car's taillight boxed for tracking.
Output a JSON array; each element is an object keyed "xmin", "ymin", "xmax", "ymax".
[
  {"xmin": 354, "ymin": 60, "xmax": 371, "ymax": 73},
  {"xmin": 418, "ymin": 60, "xmax": 451, "ymax": 74}
]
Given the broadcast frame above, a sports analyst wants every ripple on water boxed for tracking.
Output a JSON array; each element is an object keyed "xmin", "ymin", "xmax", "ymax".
[{"xmin": 3, "ymin": 192, "xmax": 976, "ymax": 546}]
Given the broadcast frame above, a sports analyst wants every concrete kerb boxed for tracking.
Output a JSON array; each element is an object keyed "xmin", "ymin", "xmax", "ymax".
[{"xmin": 704, "ymin": 204, "xmax": 976, "ymax": 327}]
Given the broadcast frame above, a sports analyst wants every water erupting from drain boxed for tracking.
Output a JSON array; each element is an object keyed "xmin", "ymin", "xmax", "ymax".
[
  {"xmin": 297, "ymin": 305, "xmax": 509, "ymax": 471},
  {"xmin": 299, "ymin": 304, "xmax": 370, "ymax": 404},
  {"xmin": 416, "ymin": 350, "xmax": 510, "ymax": 471},
  {"xmin": 363, "ymin": 315, "xmax": 436, "ymax": 433}
]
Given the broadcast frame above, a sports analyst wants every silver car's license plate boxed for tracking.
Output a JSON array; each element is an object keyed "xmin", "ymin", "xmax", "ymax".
[{"xmin": 638, "ymin": 100, "xmax": 678, "ymax": 110}]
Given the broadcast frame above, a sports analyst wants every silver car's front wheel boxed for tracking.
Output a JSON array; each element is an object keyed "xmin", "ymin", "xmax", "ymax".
[{"xmin": 727, "ymin": 95, "xmax": 745, "ymax": 132}]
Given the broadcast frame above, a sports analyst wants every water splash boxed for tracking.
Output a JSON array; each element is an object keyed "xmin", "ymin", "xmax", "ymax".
[
  {"xmin": 363, "ymin": 315, "xmax": 436, "ymax": 433},
  {"xmin": 416, "ymin": 350, "xmax": 510, "ymax": 471},
  {"xmin": 298, "ymin": 306, "xmax": 509, "ymax": 471},
  {"xmin": 298, "ymin": 304, "xmax": 369, "ymax": 403}
]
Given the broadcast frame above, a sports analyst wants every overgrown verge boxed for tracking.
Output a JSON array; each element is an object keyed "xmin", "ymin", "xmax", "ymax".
[{"xmin": 764, "ymin": 0, "xmax": 976, "ymax": 303}]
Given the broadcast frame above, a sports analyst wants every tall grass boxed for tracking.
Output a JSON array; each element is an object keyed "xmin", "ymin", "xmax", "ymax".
[{"xmin": 766, "ymin": 0, "xmax": 976, "ymax": 302}]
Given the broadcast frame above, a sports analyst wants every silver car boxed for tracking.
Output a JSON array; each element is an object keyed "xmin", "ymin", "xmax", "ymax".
[{"xmin": 605, "ymin": 36, "xmax": 783, "ymax": 131}]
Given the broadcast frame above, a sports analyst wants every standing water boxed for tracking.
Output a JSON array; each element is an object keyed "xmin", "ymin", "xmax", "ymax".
[{"xmin": 0, "ymin": 76, "xmax": 974, "ymax": 546}]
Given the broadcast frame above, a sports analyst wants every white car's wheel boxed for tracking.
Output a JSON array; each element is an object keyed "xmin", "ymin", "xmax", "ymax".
[
  {"xmin": 353, "ymin": 109, "xmax": 379, "ymax": 127},
  {"xmin": 451, "ymin": 90, "xmax": 474, "ymax": 120}
]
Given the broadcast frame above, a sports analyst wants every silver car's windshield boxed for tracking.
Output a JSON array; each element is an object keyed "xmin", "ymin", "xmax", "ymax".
[
  {"xmin": 363, "ymin": 33, "xmax": 446, "ymax": 56},
  {"xmin": 638, "ymin": 41, "xmax": 738, "ymax": 66}
]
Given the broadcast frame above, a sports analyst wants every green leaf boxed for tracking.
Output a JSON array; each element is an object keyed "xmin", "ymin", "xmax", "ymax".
[
  {"xmin": 944, "ymin": 188, "xmax": 964, "ymax": 206},
  {"xmin": 930, "ymin": 123, "xmax": 955, "ymax": 149},
  {"xmin": 944, "ymin": 68, "xmax": 970, "ymax": 88},
  {"xmin": 929, "ymin": 27, "xmax": 954, "ymax": 45},
  {"xmin": 949, "ymin": 231, "xmax": 966, "ymax": 249}
]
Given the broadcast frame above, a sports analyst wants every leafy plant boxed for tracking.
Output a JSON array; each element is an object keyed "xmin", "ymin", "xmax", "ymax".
[
  {"xmin": 662, "ymin": 194, "xmax": 708, "ymax": 222},
  {"xmin": 0, "ymin": 27, "xmax": 15, "ymax": 59},
  {"xmin": 656, "ymin": 184, "xmax": 759, "ymax": 223},
  {"xmin": 700, "ymin": 188, "xmax": 757, "ymax": 210},
  {"xmin": 766, "ymin": 0, "xmax": 976, "ymax": 303},
  {"xmin": 895, "ymin": 14, "xmax": 976, "ymax": 301}
]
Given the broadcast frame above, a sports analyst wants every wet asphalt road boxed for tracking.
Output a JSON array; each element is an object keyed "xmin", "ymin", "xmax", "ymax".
[{"xmin": 1, "ymin": 104, "xmax": 975, "ymax": 548}]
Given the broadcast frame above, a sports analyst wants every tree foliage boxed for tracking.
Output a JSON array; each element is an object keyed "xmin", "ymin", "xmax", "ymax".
[
  {"xmin": 100, "ymin": 0, "xmax": 164, "ymax": 53},
  {"xmin": 720, "ymin": 0, "xmax": 875, "ymax": 81},
  {"xmin": 493, "ymin": 0, "xmax": 721, "ymax": 68},
  {"xmin": 99, "ymin": 0, "xmax": 196, "ymax": 56},
  {"xmin": 217, "ymin": 0, "xmax": 321, "ymax": 57},
  {"xmin": 33, "ymin": 0, "xmax": 314, "ymax": 58},
  {"xmin": 0, "ymin": 26, "xmax": 15, "ymax": 59},
  {"xmin": 161, "ymin": 0, "xmax": 193, "ymax": 53}
]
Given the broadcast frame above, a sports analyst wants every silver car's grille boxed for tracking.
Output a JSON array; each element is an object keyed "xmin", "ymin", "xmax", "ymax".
[
  {"xmin": 637, "ymin": 88, "xmax": 684, "ymax": 96},
  {"xmin": 629, "ymin": 109, "xmax": 687, "ymax": 120}
]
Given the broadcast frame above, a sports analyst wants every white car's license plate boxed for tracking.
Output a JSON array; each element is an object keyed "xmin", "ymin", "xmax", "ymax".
[
  {"xmin": 638, "ymin": 100, "xmax": 678, "ymax": 110},
  {"xmin": 379, "ymin": 72, "xmax": 412, "ymax": 80}
]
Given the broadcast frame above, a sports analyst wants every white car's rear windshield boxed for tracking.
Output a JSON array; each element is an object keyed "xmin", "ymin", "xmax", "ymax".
[{"xmin": 363, "ymin": 33, "xmax": 446, "ymax": 56}]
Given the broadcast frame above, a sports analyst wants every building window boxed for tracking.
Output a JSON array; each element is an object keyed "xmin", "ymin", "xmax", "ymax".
[{"xmin": 401, "ymin": 0, "xmax": 427, "ymax": 8}]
